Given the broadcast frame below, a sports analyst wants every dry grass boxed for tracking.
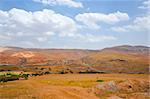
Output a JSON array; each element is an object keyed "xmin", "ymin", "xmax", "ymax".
[
  {"xmin": 0, "ymin": 74, "xmax": 149, "ymax": 99},
  {"xmin": 0, "ymin": 81, "xmax": 33, "ymax": 99}
]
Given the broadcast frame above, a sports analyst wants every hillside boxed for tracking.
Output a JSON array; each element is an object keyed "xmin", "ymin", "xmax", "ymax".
[
  {"xmin": 0, "ymin": 45, "xmax": 149, "ymax": 74},
  {"xmin": 82, "ymin": 45, "xmax": 149, "ymax": 74}
]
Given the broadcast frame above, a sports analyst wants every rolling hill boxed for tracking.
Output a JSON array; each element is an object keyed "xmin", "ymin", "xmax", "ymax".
[{"xmin": 0, "ymin": 45, "xmax": 149, "ymax": 74}]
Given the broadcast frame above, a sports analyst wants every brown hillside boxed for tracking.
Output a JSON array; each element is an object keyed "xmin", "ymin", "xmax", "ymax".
[{"xmin": 0, "ymin": 45, "xmax": 149, "ymax": 74}]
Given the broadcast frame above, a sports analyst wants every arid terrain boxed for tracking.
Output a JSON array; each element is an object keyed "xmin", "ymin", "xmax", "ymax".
[
  {"xmin": 0, "ymin": 0, "xmax": 149, "ymax": 98},
  {"xmin": 0, "ymin": 74, "xmax": 149, "ymax": 99},
  {"xmin": 0, "ymin": 45, "xmax": 149, "ymax": 99},
  {"xmin": 0, "ymin": 45, "xmax": 149, "ymax": 74}
]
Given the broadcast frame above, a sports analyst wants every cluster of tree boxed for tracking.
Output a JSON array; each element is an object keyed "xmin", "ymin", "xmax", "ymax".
[{"xmin": 0, "ymin": 73, "xmax": 29, "ymax": 82}]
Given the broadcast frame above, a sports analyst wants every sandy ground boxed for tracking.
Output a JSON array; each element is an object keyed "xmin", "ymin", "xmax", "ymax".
[{"xmin": 0, "ymin": 74, "xmax": 149, "ymax": 99}]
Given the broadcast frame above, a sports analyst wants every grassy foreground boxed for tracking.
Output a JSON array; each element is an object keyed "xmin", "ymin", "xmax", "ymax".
[{"xmin": 0, "ymin": 74, "xmax": 149, "ymax": 99}]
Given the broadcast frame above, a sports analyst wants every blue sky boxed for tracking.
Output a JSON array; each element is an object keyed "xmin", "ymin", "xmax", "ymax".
[{"xmin": 0, "ymin": 0, "xmax": 149, "ymax": 49}]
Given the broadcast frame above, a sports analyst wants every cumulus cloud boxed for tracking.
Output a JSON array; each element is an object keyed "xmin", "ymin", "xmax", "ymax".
[
  {"xmin": 127, "ymin": 15, "xmax": 150, "ymax": 31},
  {"xmin": 111, "ymin": 0, "xmax": 150, "ymax": 33},
  {"xmin": 111, "ymin": 15, "xmax": 150, "ymax": 33},
  {"xmin": 0, "ymin": 8, "xmax": 77, "ymax": 42},
  {"xmin": 75, "ymin": 11, "xmax": 129, "ymax": 29},
  {"xmin": 33, "ymin": 0, "xmax": 83, "ymax": 8},
  {"xmin": 0, "ymin": 8, "xmax": 118, "ymax": 48}
]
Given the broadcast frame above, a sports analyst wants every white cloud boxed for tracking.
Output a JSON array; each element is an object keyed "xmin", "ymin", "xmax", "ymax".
[
  {"xmin": 33, "ymin": 0, "xmax": 83, "ymax": 8},
  {"xmin": 44, "ymin": 32, "xmax": 55, "ymax": 36},
  {"xmin": 37, "ymin": 37, "xmax": 47, "ymax": 42},
  {"xmin": 111, "ymin": 27, "xmax": 128, "ymax": 33},
  {"xmin": 127, "ymin": 15, "xmax": 150, "ymax": 31},
  {"xmin": 138, "ymin": 0, "xmax": 150, "ymax": 11},
  {"xmin": 0, "ymin": 8, "xmax": 117, "ymax": 47},
  {"xmin": 75, "ymin": 34, "xmax": 117, "ymax": 43},
  {"xmin": 75, "ymin": 11, "xmax": 129, "ymax": 29},
  {"xmin": 0, "ymin": 35, "xmax": 11, "ymax": 40},
  {"xmin": 0, "ymin": 8, "xmax": 77, "ymax": 42},
  {"xmin": 111, "ymin": 15, "xmax": 150, "ymax": 33},
  {"xmin": 111, "ymin": 0, "xmax": 150, "ymax": 33}
]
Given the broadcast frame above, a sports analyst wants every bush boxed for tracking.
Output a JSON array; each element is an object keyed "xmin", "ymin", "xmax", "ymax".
[
  {"xmin": 20, "ymin": 74, "xmax": 29, "ymax": 80},
  {"xmin": 32, "ymin": 73, "xmax": 40, "ymax": 76},
  {"xmin": 96, "ymin": 80, "xmax": 104, "ymax": 82}
]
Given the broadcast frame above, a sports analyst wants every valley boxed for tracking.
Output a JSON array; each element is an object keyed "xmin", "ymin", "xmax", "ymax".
[
  {"xmin": 0, "ymin": 45, "xmax": 149, "ymax": 74},
  {"xmin": 0, "ymin": 45, "xmax": 149, "ymax": 99}
]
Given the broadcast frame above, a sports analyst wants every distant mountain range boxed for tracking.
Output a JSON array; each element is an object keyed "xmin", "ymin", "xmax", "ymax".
[{"xmin": 0, "ymin": 45, "xmax": 149, "ymax": 74}]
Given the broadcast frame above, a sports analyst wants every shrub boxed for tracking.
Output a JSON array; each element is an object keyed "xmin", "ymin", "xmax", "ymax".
[
  {"xmin": 96, "ymin": 80, "xmax": 104, "ymax": 82},
  {"xmin": 20, "ymin": 74, "xmax": 29, "ymax": 80}
]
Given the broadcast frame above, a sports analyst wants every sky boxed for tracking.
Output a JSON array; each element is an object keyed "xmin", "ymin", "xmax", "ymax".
[{"xmin": 0, "ymin": 0, "xmax": 149, "ymax": 49}]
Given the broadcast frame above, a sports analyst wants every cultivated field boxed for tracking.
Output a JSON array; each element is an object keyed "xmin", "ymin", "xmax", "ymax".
[{"xmin": 0, "ymin": 74, "xmax": 149, "ymax": 99}]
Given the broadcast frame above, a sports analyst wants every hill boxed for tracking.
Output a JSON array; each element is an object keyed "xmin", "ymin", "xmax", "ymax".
[
  {"xmin": 0, "ymin": 45, "xmax": 149, "ymax": 74},
  {"xmin": 82, "ymin": 45, "xmax": 149, "ymax": 74}
]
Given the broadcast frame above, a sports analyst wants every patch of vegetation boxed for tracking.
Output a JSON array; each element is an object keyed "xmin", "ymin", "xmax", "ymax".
[
  {"xmin": 0, "ymin": 73, "xmax": 29, "ymax": 82},
  {"xmin": 20, "ymin": 74, "xmax": 29, "ymax": 80},
  {"xmin": 31, "ymin": 71, "xmax": 51, "ymax": 76},
  {"xmin": 79, "ymin": 70, "xmax": 106, "ymax": 74},
  {"xmin": 0, "ymin": 73, "xmax": 19, "ymax": 82},
  {"xmin": 96, "ymin": 79, "xmax": 104, "ymax": 82}
]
